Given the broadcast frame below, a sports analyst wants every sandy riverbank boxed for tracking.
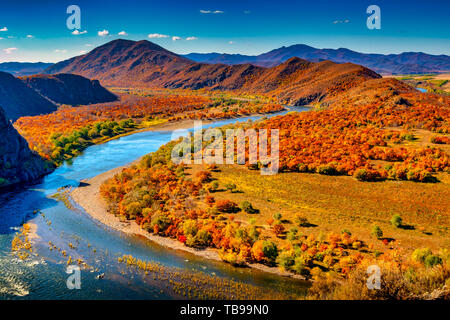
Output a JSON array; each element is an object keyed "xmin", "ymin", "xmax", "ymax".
[
  {"xmin": 71, "ymin": 166, "xmax": 306, "ymax": 279},
  {"xmin": 71, "ymin": 162, "xmax": 222, "ymax": 263},
  {"xmin": 70, "ymin": 121, "xmax": 305, "ymax": 280}
]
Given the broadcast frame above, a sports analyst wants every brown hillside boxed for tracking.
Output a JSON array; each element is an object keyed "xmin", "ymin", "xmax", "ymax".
[
  {"xmin": 241, "ymin": 58, "xmax": 381, "ymax": 105},
  {"xmin": 325, "ymin": 77, "xmax": 418, "ymax": 108},
  {"xmin": 46, "ymin": 39, "xmax": 385, "ymax": 106},
  {"xmin": 45, "ymin": 39, "xmax": 193, "ymax": 87}
]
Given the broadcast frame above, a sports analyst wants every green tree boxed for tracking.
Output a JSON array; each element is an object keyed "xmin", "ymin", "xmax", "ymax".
[
  {"xmin": 371, "ymin": 225, "xmax": 383, "ymax": 239},
  {"xmin": 390, "ymin": 214, "xmax": 403, "ymax": 228}
]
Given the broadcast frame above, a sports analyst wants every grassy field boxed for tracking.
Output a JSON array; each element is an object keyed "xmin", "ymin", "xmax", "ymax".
[
  {"xmin": 182, "ymin": 121, "xmax": 450, "ymax": 260},
  {"xmin": 186, "ymin": 163, "xmax": 450, "ymax": 257},
  {"xmin": 387, "ymin": 73, "xmax": 450, "ymax": 94}
]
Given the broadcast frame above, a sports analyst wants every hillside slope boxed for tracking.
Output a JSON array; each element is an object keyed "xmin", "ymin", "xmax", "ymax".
[
  {"xmin": 241, "ymin": 58, "xmax": 381, "ymax": 105},
  {"xmin": 22, "ymin": 73, "xmax": 118, "ymax": 105},
  {"xmin": 45, "ymin": 39, "xmax": 193, "ymax": 87}
]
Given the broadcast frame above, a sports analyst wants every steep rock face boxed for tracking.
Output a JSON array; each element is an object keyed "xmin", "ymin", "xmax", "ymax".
[
  {"xmin": 22, "ymin": 73, "xmax": 118, "ymax": 105},
  {"xmin": 0, "ymin": 71, "xmax": 58, "ymax": 121},
  {"xmin": 0, "ymin": 107, "xmax": 51, "ymax": 188}
]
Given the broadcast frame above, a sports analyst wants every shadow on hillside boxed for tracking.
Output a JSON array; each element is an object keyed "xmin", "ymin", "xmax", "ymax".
[
  {"xmin": 300, "ymin": 222, "xmax": 318, "ymax": 228},
  {"xmin": 399, "ymin": 224, "xmax": 415, "ymax": 230},
  {"xmin": 78, "ymin": 181, "xmax": 90, "ymax": 188}
]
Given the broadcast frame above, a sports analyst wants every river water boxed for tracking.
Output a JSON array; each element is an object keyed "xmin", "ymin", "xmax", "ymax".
[{"xmin": 0, "ymin": 108, "xmax": 310, "ymax": 299}]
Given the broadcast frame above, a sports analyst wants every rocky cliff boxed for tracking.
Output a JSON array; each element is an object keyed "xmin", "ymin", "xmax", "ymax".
[{"xmin": 0, "ymin": 107, "xmax": 52, "ymax": 188}]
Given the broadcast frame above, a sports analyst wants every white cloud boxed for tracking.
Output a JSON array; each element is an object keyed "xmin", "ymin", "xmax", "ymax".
[
  {"xmin": 186, "ymin": 36, "xmax": 198, "ymax": 41},
  {"xmin": 79, "ymin": 50, "xmax": 88, "ymax": 54},
  {"xmin": 148, "ymin": 33, "xmax": 169, "ymax": 38},
  {"xmin": 54, "ymin": 49, "xmax": 68, "ymax": 53},
  {"xmin": 7, "ymin": 36, "xmax": 15, "ymax": 39},
  {"xmin": 3, "ymin": 48, "xmax": 17, "ymax": 54},
  {"xmin": 0, "ymin": 27, "xmax": 7, "ymax": 32},
  {"xmin": 333, "ymin": 19, "xmax": 350, "ymax": 24},
  {"xmin": 98, "ymin": 29, "xmax": 109, "ymax": 36},
  {"xmin": 85, "ymin": 44, "xmax": 93, "ymax": 47},
  {"xmin": 26, "ymin": 35, "xmax": 34, "ymax": 38},
  {"xmin": 200, "ymin": 10, "xmax": 223, "ymax": 14},
  {"xmin": 72, "ymin": 30, "xmax": 87, "ymax": 35},
  {"xmin": 0, "ymin": 37, "xmax": 3, "ymax": 40},
  {"xmin": 118, "ymin": 31, "xmax": 128, "ymax": 36},
  {"xmin": 228, "ymin": 41, "xmax": 234, "ymax": 44},
  {"xmin": 172, "ymin": 36, "xmax": 181, "ymax": 41}
]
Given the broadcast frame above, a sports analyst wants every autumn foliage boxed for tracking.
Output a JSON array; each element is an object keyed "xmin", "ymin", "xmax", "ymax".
[
  {"xmin": 15, "ymin": 92, "xmax": 283, "ymax": 164},
  {"xmin": 431, "ymin": 136, "xmax": 450, "ymax": 144},
  {"xmin": 99, "ymin": 139, "xmax": 385, "ymax": 277},
  {"xmin": 251, "ymin": 93, "xmax": 450, "ymax": 182}
]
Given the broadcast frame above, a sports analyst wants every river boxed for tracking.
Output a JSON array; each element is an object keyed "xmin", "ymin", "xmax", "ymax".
[{"xmin": 0, "ymin": 108, "xmax": 310, "ymax": 299}]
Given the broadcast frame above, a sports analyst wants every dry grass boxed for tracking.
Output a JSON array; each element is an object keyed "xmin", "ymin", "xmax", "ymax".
[
  {"xmin": 388, "ymin": 73, "xmax": 450, "ymax": 94},
  {"xmin": 186, "ymin": 164, "xmax": 450, "ymax": 257}
]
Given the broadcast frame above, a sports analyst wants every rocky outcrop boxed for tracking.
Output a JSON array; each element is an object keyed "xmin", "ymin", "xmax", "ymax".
[
  {"xmin": 22, "ymin": 73, "xmax": 118, "ymax": 106},
  {"xmin": 0, "ymin": 107, "xmax": 52, "ymax": 188}
]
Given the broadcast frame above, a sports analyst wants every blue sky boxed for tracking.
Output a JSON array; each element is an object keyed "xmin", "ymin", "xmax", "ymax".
[{"xmin": 0, "ymin": 0, "xmax": 449, "ymax": 62}]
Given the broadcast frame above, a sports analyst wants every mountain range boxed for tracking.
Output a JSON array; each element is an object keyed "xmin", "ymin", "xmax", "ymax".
[
  {"xmin": 183, "ymin": 44, "xmax": 450, "ymax": 75},
  {"xmin": 4, "ymin": 43, "xmax": 448, "ymax": 77},
  {"xmin": 46, "ymin": 39, "xmax": 392, "ymax": 106},
  {"xmin": 0, "ymin": 62, "xmax": 54, "ymax": 76}
]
